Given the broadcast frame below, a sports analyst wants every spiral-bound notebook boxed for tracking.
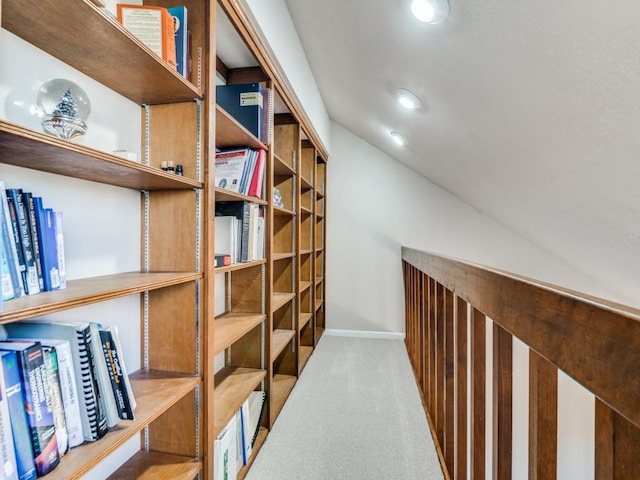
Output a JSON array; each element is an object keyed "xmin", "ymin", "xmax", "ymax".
[{"xmin": 248, "ymin": 390, "xmax": 267, "ymax": 447}]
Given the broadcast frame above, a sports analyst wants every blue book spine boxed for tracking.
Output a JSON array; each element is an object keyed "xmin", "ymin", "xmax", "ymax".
[
  {"xmin": 0, "ymin": 342, "xmax": 59, "ymax": 476},
  {"xmin": 168, "ymin": 6, "xmax": 188, "ymax": 77},
  {"xmin": 33, "ymin": 201, "xmax": 60, "ymax": 292},
  {"xmin": 1, "ymin": 351, "xmax": 37, "ymax": 480},
  {"xmin": 4, "ymin": 195, "xmax": 26, "ymax": 296},
  {"xmin": 24, "ymin": 193, "xmax": 44, "ymax": 292}
]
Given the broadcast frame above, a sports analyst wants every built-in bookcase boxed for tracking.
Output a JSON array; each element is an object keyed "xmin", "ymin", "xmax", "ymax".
[{"xmin": 0, "ymin": 0, "xmax": 209, "ymax": 479}]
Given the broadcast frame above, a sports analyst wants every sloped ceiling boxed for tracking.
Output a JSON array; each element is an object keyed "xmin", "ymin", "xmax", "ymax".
[{"xmin": 283, "ymin": 0, "xmax": 640, "ymax": 306}]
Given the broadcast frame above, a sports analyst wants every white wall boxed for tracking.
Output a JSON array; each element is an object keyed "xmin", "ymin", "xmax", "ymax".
[
  {"xmin": 326, "ymin": 121, "xmax": 619, "ymax": 335},
  {"xmin": 242, "ymin": 0, "xmax": 331, "ymax": 154}
]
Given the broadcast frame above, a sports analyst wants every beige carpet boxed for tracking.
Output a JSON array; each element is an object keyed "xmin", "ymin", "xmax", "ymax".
[{"xmin": 245, "ymin": 334, "xmax": 444, "ymax": 479}]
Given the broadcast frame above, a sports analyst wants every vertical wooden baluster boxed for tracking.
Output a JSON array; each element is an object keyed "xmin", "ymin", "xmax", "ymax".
[
  {"xmin": 436, "ymin": 282, "xmax": 445, "ymax": 447},
  {"xmin": 493, "ymin": 323, "xmax": 513, "ymax": 480},
  {"xmin": 444, "ymin": 288, "xmax": 455, "ymax": 475},
  {"xmin": 595, "ymin": 400, "xmax": 640, "ymax": 479},
  {"xmin": 424, "ymin": 275, "xmax": 431, "ymax": 405},
  {"xmin": 471, "ymin": 308, "xmax": 486, "ymax": 480},
  {"xmin": 455, "ymin": 297, "xmax": 468, "ymax": 480},
  {"xmin": 429, "ymin": 277, "xmax": 437, "ymax": 418},
  {"xmin": 529, "ymin": 351, "xmax": 557, "ymax": 480},
  {"xmin": 595, "ymin": 399, "xmax": 614, "ymax": 480}
]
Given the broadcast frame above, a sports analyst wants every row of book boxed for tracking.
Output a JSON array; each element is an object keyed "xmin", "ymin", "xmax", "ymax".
[
  {"xmin": 215, "ymin": 148, "xmax": 267, "ymax": 200},
  {"xmin": 214, "ymin": 202, "xmax": 266, "ymax": 267},
  {"xmin": 0, "ymin": 321, "xmax": 136, "ymax": 479},
  {"xmin": 214, "ymin": 390, "xmax": 266, "ymax": 480},
  {"xmin": 0, "ymin": 182, "xmax": 66, "ymax": 304}
]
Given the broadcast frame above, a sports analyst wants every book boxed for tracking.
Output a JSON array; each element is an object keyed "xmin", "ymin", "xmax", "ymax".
[
  {"xmin": 98, "ymin": 328, "xmax": 135, "ymax": 420},
  {"xmin": 0, "ymin": 352, "xmax": 19, "ymax": 480},
  {"xmin": 0, "ymin": 351, "xmax": 36, "ymax": 480},
  {"xmin": 214, "ymin": 415, "xmax": 237, "ymax": 480},
  {"xmin": 41, "ymin": 347, "xmax": 68, "ymax": 456},
  {"xmin": 5, "ymin": 190, "xmax": 39, "ymax": 296},
  {"xmin": 215, "ymin": 216, "xmax": 238, "ymax": 265},
  {"xmin": 0, "ymin": 341, "xmax": 59, "ymax": 477},
  {"xmin": 214, "ymin": 254, "xmax": 231, "ymax": 268},
  {"xmin": 247, "ymin": 149, "xmax": 266, "ymax": 199},
  {"xmin": 0, "ymin": 182, "xmax": 22, "ymax": 300},
  {"xmin": 33, "ymin": 200, "xmax": 60, "ymax": 292},
  {"xmin": 1, "ymin": 236, "xmax": 15, "ymax": 302},
  {"xmin": 215, "ymin": 149, "xmax": 251, "ymax": 194},
  {"xmin": 239, "ymin": 399, "xmax": 252, "ymax": 466},
  {"xmin": 247, "ymin": 390, "xmax": 266, "ymax": 447},
  {"xmin": 215, "ymin": 202, "xmax": 251, "ymax": 263},
  {"xmin": 31, "ymin": 339, "xmax": 83, "ymax": 448},
  {"xmin": 84, "ymin": 323, "xmax": 119, "ymax": 428},
  {"xmin": 24, "ymin": 193, "xmax": 44, "ymax": 293},
  {"xmin": 116, "ymin": 4, "xmax": 177, "ymax": 69},
  {"xmin": 105, "ymin": 326, "xmax": 136, "ymax": 414},
  {"xmin": 3, "ymin": 193, "xmax": 25, "ymax": 298},
  {"xmin": 53, "ymin": 212, "xmax": 66, "ymax": 289},
  {"xmin": 4, "ymin": 322, "xmax": 108, "ymax": 442},
  {"xmin": 216, "ymin": 83, "xmax": 268, "ymax": 144},
  {"xmin": 167, "ymin": 6, "xmax": 188, "ymax": 78}
]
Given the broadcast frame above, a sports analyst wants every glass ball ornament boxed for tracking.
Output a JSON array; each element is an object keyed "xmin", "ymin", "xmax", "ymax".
[{"xmin": 37, "ymin": 78, "xmax": 91, "ymax": 139}]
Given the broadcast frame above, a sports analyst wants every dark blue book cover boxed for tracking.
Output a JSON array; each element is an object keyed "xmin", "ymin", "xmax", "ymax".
[
  {"xmin": 216, "ymin": 83, "xmax": 265, "ymax": 143},
  {"xmin": 168, "ymin": 6, "xmax": 188, "ymax": 77},
  {"xmin": 0, "ymin": 341, "xmax": 59, "ymax": 476},
  {"xmin": 33, "ymin": 200, "xmax": 60, "ymax": 292},
  {"xmin": 5, "ymin": 190, "xmax": 39, "ymax": 295},
  {"xmin": 0, "ymin": 351, "xmax": 37, "ymax": 480}
]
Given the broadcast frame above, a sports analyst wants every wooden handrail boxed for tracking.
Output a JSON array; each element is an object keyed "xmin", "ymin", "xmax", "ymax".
[
  {"xmin": 402, "ymin": 247, "xmax": 640, "ymax": 479},
  {"xmin": 403, "ymin": 247, "xmax": 640, "ymax": 427}
]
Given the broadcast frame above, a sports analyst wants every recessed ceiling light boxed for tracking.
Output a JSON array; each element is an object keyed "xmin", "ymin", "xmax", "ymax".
[
  {"xmin": 390, "ymin": 131, "xmax": 406, "ymax": 146},
  {"xmin": 397, "ymin": 88, "xmax": 422, "ymax": 109},
  {"xmin": 410, "ymin": 0, "xmax": 449, "ymax": 24}
]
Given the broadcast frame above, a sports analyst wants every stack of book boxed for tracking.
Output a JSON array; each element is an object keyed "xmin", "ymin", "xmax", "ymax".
[
  {"xmin": 214, "ymin": 201, "xmax": 266, "ymax": 266},
  {"xmin": 214, "ymin": 390, "xmax": 266, "ymax": 479},
  {"xmin": 0, "ymin": 321, "xmax": 136, "ymax": 478},
  {"xmin": 0, "ymin": 182, "xmax": 67, "ymax": 303},
  {"xmin": 215, "ymin": 148, "xmax": 266, "ymax": 200}
]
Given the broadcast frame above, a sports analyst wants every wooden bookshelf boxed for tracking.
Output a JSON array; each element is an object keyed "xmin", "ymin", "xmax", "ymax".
[
  {"xmin": 215, "ymin": 259, "xmax": 267, "ymax": 274},
  {"xmin": 299, "ymin": 346, "xmax": 313, "ymax": 371},
  {"xmin": 214, "ymin": 313, "xmax": 266, "ymax": 355},
  {"xmin": 271, "ymin": 374, "xmax": 297, "ymax": 421},
  {"xmin": 272, "ymin": 292, "xmax": 296, "ymax": 313},
  {"xmin": 215, "ymin": 187, "xmax": 268, "ymax": 205},
  {"xmin": 272, "ymin": 328, "xmax": 296, "ymax": 358},
  {"xmin": 299, "ymin": 312, "xmax": 313, "ymax": 330},
  {"xmin": 108, "ymin": 451, "xmax": 202, "ymax": 480},
  {"xmin": 237, "ymin": 427, "xmax": 269, "ymax": 480},
  {"xmin": 213, "ymin": 367, "xmax": 266, "ymax": 437}
]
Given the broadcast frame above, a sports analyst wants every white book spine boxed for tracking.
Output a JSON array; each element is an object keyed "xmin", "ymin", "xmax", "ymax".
[
  {"xmin": 50, "ymin": 341, "xmax": 84, "ymax": 448},
  {"xmin": 0, "ymin": 365, "xmax": 18, "ymax": 480},
  {"xmin": 88, "ymin": 323, "xmax": 119, "ymax": 427}
]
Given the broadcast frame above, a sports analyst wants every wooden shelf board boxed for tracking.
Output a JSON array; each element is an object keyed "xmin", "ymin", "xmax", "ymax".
[
  {"xmin": 0, "ymin": 271, "xmax": 201, "ymax": 324},
  {"xmin": 215, "ymin": 259, "xmax": 266, "ymax": 274},
  {"xmin": 272, "ymin": 292, "xmax": 295, "ymax": 313},
  {"xmin": 215, "ymin": 187, "xmax": 267, "ymax": 205},
  {"xmin": 300, "ymin": 205, "xmax": 313, "ymax": 215},
  {"xmin": 272, "ymin": 252, "xmax": 295, "ymax": 261},
  {"xmin": 214, "ymin": 367, "xmax": 266, "ymax": 438},
  {"xmin": 299, "ymin": 281, "xmax": 312, "ymax": 293},
  {"xmin": 0, "ymin": 120, "xmax": 202, "ymax": 191},
  {"xmin": 237, "ymin": 427, "xmax": 269, "ymax": 480},
  {"xmin": 107, "ymin": 451, "xmax": 201, "ymax": 480},
  {"xmin": 315, "ymin": 299, "xmax": 324, "ymax": 311},
  {"xmin": 315, "ymin": 247, "xmax": 324, "ymax": 253},
  {"xmin": 271, "ymin": 374, "xmax": 297, "ymax": 423},
  {"xmin": 316, "ymin": 190, "xmax": 325, "ymax": 199},
  {"xmin": 299, "ymin": 346, "xmax": 313, "ymax": 372},
  {"xmin": 298, "ymin": 312, "xmax": 313, "ymax": 331},
  {"xmin": 300, "ymin": 175, "xmax": 313, "ymax": 191},
  {"xmin": 316, "ymin": 327, "xmax": 325, "ymax": 343},
  {"xmin": 214, "ymin": 313, "xmax": 266, "ymax": 355},
  {"xmin": 299, "ymin": 249, "xmax": 313, "ymax": 256},
  {"xmin": 46, "ymin": 370, "xmax": 200, "ymax": 480},
  {"xmin": 274, "ymin": 206, "xmax": 296, "ymax": 216},
  {"xmin": 315, "ymin": 277, "xmax": 324, "ymax": 285},
  {"xmin": 272, "ymin": 329, "xmax": 296, "ymax": 359},
  {"xmin": 316, "ymin": 212, "xmax": 325, "ymax": 219},
  {"xmin": 216, "ymin": 104, "xmax": 266, "ymax": 150},
  {"xmin": 2, "ymin": 0, "xmax": 201, "ymax": 104},
  {"xmin": 274, "ymin": 154, "xmax": 296, "ymax": 176}
]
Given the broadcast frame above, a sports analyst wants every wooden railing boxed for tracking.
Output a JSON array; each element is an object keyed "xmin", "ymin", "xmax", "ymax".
[{"xmin": 402, "ymin": 247, "xmax": 640, "ymax": 480}]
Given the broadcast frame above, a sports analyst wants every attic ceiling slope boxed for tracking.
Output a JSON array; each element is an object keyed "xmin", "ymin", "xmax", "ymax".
[{"xmin": 284, "ymin": 0, "xmax": 640, "ymax": 307}]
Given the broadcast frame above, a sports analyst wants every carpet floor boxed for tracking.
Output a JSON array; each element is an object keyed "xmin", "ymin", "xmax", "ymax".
[{"xmin": 245, "ymin": 334, "xmax": 444, "ymax": 480}]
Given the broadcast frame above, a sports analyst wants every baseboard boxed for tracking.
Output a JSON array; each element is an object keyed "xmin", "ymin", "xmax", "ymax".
[{"xmin": 324, "ymin": 329, "xmax": 405, "ymax": 340}]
